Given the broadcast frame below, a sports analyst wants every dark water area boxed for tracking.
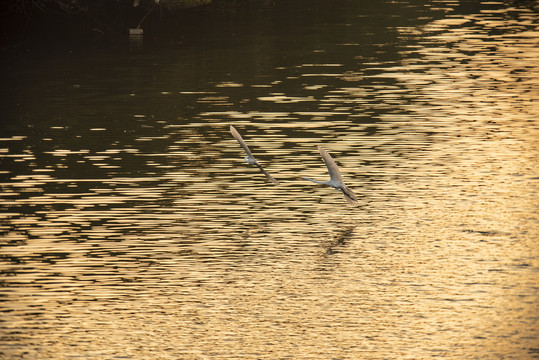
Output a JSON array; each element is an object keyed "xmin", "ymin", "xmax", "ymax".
[{"xmin": 1, "ymin": 0, "xmax": 538, "ymax": 358}]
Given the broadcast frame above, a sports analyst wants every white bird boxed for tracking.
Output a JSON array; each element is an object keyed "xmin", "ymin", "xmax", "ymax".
[
  {"xmin": 229, "ymin": 125, "xmax": 280, "ymax": 185},
  {"xmin": 303, "ymin": 145, "xmax": 358, "ymax": 205}
]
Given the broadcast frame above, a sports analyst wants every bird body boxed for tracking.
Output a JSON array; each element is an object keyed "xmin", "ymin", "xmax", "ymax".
[
  {"xmin": 230, "ymin": 125, "xmax": 280, "ymax": 185},
  {"xmin": 304, "ymin": 145, "xmax": 358, "ymax": 205}
]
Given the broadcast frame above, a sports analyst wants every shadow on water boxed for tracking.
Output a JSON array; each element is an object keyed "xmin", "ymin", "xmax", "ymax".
[
  {"xmin": 322, "ymin": 226, "xmax": 357, "ymax": 255},
  {"xmin": 0, "ymin": 0, "xmax": 538, "ymax": 358}
]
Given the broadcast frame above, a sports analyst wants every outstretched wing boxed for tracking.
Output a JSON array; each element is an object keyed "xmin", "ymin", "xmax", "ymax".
[
  {"xmin": 230, "ymin": 125, "xmax": 253, "ymax": 158},
  {"xmin": 318, "ymin": 146, "xmax": 344, "ymax": 183},
  {"xmin": 341, "ymin": 186, "xmax": 358, "ymax": 206},
  {"xmin": 256, "ymin": 164, "xmax": 280, "ymax": 185},
  {"xmin": 318, "ymin": 146, "xmax": 358, "ymax": 205},
  {"xmin": 230, "ymin": 125, "xmax": 279, "ymax": 185}
]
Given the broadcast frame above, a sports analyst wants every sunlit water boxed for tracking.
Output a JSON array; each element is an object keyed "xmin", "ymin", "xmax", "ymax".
[{"xmin": 1, "ymin": 0, "xmax": 538, "ymax": 358}]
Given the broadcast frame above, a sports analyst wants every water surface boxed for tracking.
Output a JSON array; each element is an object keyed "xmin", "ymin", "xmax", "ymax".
[{"xmin": 1, "ymin": 0, "xmax": 538, "ymax": 358}]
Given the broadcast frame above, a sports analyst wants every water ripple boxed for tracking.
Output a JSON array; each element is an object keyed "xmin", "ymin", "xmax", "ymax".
[{"xmin": 1, "ymin": 1, "xmax": 538, "ymax": 358}]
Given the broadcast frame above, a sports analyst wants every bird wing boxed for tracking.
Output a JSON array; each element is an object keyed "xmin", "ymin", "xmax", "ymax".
[
  {"xmin": 341, "ymin": 186, "xmax": 358, "ymax": 206},
  {"xmin": 230, "ymin": 125, "xmax": 253, "ymax": 157},
  {"xmin": 318, "ymin": 145, "xmax": 344, "ymax": 183},
  {"xmin": 230, "ymin": 125, "xmax": 279, "ymax": 185},
  {"xmin": 256, "ymin": 164, "xmax": 280, "ymax": 185}
]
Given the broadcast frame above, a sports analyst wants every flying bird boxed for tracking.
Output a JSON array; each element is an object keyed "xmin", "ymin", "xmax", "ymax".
[
  {"xmin": 229, "ymin": 125, "xmax": 280, "ymax": 185},
  {"xmin": 303, "ymin": 145, "xmax": 358, "ymax": 205}
]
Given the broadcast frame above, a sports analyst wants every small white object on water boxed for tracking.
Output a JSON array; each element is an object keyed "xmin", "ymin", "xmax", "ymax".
[{"xmin": 129, "ymin": 28, "xmax": 143, "ymax": 36}]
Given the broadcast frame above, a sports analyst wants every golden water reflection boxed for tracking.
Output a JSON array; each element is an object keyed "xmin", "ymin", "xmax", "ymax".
[{"xmin": 1, "ymin": 1, "xmax": 538, "ymax": 359}]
